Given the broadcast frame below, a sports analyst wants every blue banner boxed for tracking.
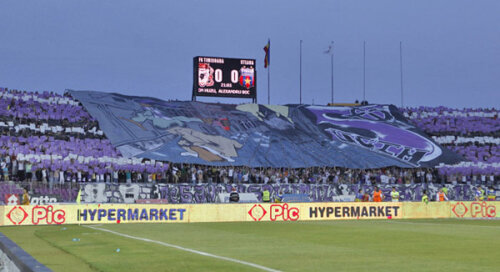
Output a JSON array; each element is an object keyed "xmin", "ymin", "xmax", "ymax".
[{"xmin": 69, "ymin": 90, "xmax": 463, "ymax": 168}]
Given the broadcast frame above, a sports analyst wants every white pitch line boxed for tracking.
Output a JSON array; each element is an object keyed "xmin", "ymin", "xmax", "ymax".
[{"xmin": 85, "ymin": 225, "xmax": 281, "ymax": 272}]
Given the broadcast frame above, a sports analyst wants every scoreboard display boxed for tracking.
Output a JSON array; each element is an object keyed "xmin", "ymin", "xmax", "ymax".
[{"xmin": 193, "ymin": 56, "xmax": 257, "ymax": 99}]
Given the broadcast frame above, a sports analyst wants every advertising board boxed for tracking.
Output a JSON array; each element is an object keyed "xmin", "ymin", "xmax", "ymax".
[{"xmin": 1, "ymin": 202, "xmax": 498, "ymax": 226}]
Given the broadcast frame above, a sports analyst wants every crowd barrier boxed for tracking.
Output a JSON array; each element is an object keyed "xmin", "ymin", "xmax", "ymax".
[{"xmin": 0, "ymin": 201, "xmax": 498, "ymax": 226}]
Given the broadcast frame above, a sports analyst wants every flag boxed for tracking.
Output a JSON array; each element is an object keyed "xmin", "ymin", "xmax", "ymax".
[
  {"xmin": 263, "ymin": 39, "xmax": 270, "ymax": 68},
  {"xmin": 324, "ymin": 42, "xmax": 334, "ymax": 55},
  {"xmin": 76, "ymin": 188, "xmax": 81, "ymax": 204}
]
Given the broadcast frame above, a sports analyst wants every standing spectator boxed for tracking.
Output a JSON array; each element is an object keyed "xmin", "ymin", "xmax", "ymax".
[
  {"xmin": 228, "ymin": 167, "xmax": 234, "ymax": 183},
  {"xmin": 355, "ymin": 189, "xmax": 363, "ymax": 202},
  {"xmin": 474, "ymin": 186, "xmax": 485, "ymax": 201},
  {"xmin": 126, "ymin": 171, "xmax": 132, "ymax": 184},
  {"xmin": 426, "ymin": 171, "xmax": 433, "ymax": 183},
  {"xmin": 22, "ymin": 188, "xmax": 30, "ymax": 205},
  {"xmin": 373, "ymin": 186, "xmax": 384, "ymax": 202},
  {"xmin": 53, "ymin": 169, "xmax": 59, "ymax": 184},
  {"xmin": 41, "ymin": 167, "xmax": 47, "ymax": 183},
  {"xmin": 113, "ymin": 169, "xmax": 118, "ymax": 183},
  {"xmin": 18, "ymin": 159, "xmax": 25, "ymax": 181},
  {"xmin": 243, "ymin": 170, "xmax": 249, "ymax": 183},
  {"xmin": 437, "ymin": 188, "xmax": 448, "ymax": 202},
  {"xmin": 487, "ymin": 186, "xmax": 496, "ymax": 201},
  {"xmin": 229, "ymin": 187, "xmax": 239, "ymax": 203},
  {"xmin": 362, "ymin": 191, "xmax": 370, "ymax": 202},
  {"xmin": 262, "ymin": 189, "xmax": 270, "ymax": 203},
  {"xmin": 390, "ymin": 187, "xmax": 400, "ymax": 202},
  {"xmin": 12, "ymin": 156, "xmax": 18, "ymax": 181},
  {"xmin": 197, "ymin": 168, "xmax": 203, "ymax": 183},
  {"xmin": 1, "ymin": 160, "xmax": 8, "ymax": 181},
  {"xmin": 59, "ymin": 169, "xmax": 65, "ymax": 184},
  {"xmin": 422, "ymin": 190, "xmax": 429, "ymax": 204},
  {"xmin": 25, "ymin": 161, "xmax": 32, "ymax": 182}
]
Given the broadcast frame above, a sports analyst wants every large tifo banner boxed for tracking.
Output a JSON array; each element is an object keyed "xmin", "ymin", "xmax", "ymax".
[
  {"xmin": 0, "ymin": 201, "xmax": 498, "ymax": 226},
  {"xmin": 69, "ymin": 90, "xmax": 462, "ymax": 168}
]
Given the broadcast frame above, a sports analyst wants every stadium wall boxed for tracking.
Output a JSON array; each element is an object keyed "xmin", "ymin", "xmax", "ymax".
[
  {"xmin": 0, "ymin": 201, "xmax": 498, "ymax": 226},
  {"xmin": 0, "ymin": 232, "xmax": 51, "ymax": 272}
]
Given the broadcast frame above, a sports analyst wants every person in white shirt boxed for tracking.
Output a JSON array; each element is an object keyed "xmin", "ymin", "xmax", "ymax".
[
  {"xmin": 0, "ymin": 161, "xmax": 7, "ymax": 181},
  {"xmin": 191, "ymin": 171, "xmax": 196, "ymax": 184},
  {"xmin": 380, "ymin": 174, "xmax": 389, "ymax": 184},
  {"xmin": 364, "ymin": 173, "xmax": 370, "ymax": 185},
  {"xmin": 12, "ymin": 159, "xmax": 18, "ymax": 177},
  {"xmin": 426, "ymin": 172, "xmax": 433, "ymax": 183},
  {"xmin": 171, "ymin": 167, "xmax": 178, "ymax": 183},
  {"xmin": 264, "ymin": 176, "xmax": 270, "ymax": 184},
  {"xmin": 18, "ymin": 160, "xmax": 25, "ymax": 181},
  {"xmin": 228, "ymin": 168, "xmax": 234, "ymax": 182},
  {"xmin": 42, "ymin": 168, "xmax": 47, "ymax": 183},
  {"xmin": 59, "ymin": 170, "xmax": 65, "ymax": 184},
  {"xmin": 391, "ymin": 187, "xmax": 400, "ymax": 202}
]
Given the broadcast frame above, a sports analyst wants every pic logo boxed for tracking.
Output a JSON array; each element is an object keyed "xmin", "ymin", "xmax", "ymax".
[
  {"xmin": 452, "ymin": 202, "xmax": 496, "ymax": 218},
  {"xmin": 471, "ymin": 202, "xmax": 496, "ymax": 218},
  {"xmin": 7, "ymin": 206, "xmax": 28, "ymax": 225},
  {"xmin": 270, "ymin": 204, "xmax": 299, "ymax": 221},
  {"xmin": 248, "ymin": 204, "xmax": 267, "ymax": 221},
  {"xmin": 32, "ymin": 205, "xmax": 66, "ymax": 225},
  {"xmin": 452, "ymin": 202, "xmax": 468, "ymax": 218},
  {"xmin": 248, "ymin": 204, "xmax": 300, "ymax": 221}
]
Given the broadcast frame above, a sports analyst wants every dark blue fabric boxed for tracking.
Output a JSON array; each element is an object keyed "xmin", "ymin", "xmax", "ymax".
[{"xmin": 69, "ymin": 90, "xmax": 463, "ymax": 168}]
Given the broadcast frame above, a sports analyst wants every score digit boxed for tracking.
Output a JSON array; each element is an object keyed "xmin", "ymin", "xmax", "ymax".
[
  {"xmin": 231, "ymin": 70, "xmax": 239, "ymax": 84},
  {"xmin": 215, "ymin": 69, "xmax": 223, "ymax": 83}
]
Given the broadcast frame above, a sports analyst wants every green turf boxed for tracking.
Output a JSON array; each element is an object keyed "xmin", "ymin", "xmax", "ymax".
[{"xmin": 1, "ymin": 219, "xmax": 500, "ymax": 272}]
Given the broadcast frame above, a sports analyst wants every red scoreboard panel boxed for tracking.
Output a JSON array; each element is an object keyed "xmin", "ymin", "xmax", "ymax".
[{"xmin": 193, "ymin": 56, "xmax": 257, "ymax": 99}]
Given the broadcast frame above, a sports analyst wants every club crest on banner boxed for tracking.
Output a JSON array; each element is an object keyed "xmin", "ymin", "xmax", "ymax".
[
  {"xmin": 239, "ymin": 66, "xmax": 255, "ymax": 89},
  {"xmin": 198, "ymin": 63, "xmax": 214, "ymax": 87}
]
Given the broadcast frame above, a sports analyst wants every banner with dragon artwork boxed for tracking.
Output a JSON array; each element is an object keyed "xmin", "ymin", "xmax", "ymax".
[{"xmin": 68, "ymin": 90, "xmax": 463, "ymax": 168}]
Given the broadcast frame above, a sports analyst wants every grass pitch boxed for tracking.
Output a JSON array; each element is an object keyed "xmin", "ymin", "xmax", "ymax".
[{"xmin": 1, "ymin": 219, "xmax": 500, "ymax": 272}]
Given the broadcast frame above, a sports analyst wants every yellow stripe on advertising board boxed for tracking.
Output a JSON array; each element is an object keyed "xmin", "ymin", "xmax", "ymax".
[
  {"xmin": 188, "ymin": 204, "xmax": 248, "ymax": 223},
  {"xmin": 401, "ymin": 202, "xmax": 451, "ymax": 219},
  {"xmin": 0, "ymin": 201, "xmax": 498, "ymax": 226}
]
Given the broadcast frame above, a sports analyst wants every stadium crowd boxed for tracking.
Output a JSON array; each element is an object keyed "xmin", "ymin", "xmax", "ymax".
[
  {"xmin": 401, "ymin": 107, "xmax": 499, "ymax": 179},
  {"xmin": 0, "ymin": 87, "xmax": 498, "ymax": 188}
]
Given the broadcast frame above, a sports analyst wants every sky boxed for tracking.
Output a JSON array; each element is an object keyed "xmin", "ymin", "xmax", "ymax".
[{"xmin": 0, "ymin": 0, "xmax": 499, "ymax": 108}]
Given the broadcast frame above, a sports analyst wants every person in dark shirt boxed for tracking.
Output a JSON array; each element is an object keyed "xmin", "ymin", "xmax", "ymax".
[
  {"xmin": 362, "ymin": 192, "xmax": 370, "ymax": 202},
  {"xmin": 355, "ymin": 189, "xmax": 364, "ymax": 202},
  {"xmin": 229, "ymin": 187, "xmax": 240, "ymax": 203}
]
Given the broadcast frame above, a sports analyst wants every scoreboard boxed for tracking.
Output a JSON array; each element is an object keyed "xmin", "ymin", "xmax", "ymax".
[{"xmin": 193, "ymin": 56, "xmax": 257, "ymax": 99}]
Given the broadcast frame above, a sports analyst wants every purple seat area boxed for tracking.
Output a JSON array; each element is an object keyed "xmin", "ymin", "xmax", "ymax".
[{"xmin": 400, "ymin": 107, "xmax": 499, "ymax": 134}]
